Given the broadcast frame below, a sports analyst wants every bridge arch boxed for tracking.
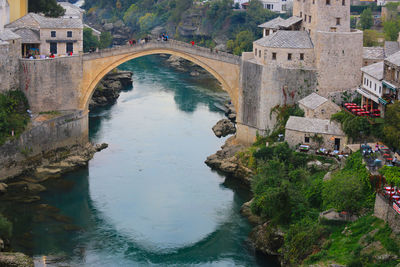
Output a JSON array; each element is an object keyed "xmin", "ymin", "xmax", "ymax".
[{"xmin": 80, "ymin": 42, "xmax": 241, "ymax": 112}]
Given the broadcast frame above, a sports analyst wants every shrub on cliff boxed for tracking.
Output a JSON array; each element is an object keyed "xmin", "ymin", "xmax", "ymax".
[
  {"xmin": 0, "ymin": 214, "xmax": 12, "ymax": 239},
  {"xmin": 0, "ymin": 90, "xmax": 30, "ymax": 145}
]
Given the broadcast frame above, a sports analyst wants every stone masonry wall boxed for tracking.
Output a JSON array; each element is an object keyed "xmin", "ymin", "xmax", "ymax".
[
  {"xmin": 315, "ymin": 30, "xmax": 363, "ymax": 97},
  {"xmin": 0, "ymin": 39, "xmax": 21, "ymax": 93},
  {"xmin": 374, "ymin": 193, "xmax": 400, "ymax": 234},
  {"xmin": 0, "ymin": 110, "xmax": 88, "ymax": 180},
  {"xmin": 20, "ymin": 56, "xmax": 83, "ymax": 112},
  {"xmin": 237, "ymin": 58, "xmax": 317, "ymax": 143}
]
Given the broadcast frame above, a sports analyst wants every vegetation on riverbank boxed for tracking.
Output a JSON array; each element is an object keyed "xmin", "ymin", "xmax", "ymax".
[
  {"xmin": 0, "ymin": 91, "xmax": 30, "ymax": 146},
  {"xmin": 238, "ymin": 131, "xmax": 398, "ymax": 264}
]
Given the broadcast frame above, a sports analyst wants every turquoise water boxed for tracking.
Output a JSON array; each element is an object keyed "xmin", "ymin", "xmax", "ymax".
[{"xmin": 7, "ymin": 56, "xmax": 278, "ymax": 266}]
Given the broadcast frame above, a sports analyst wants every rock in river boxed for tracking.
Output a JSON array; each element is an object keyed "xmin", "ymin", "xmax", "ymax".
[{"xmin": 212, "ymin": 119, "xmax": 236, "ymax": 138}]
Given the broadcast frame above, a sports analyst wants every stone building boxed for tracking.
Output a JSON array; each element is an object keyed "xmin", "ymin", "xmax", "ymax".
[
  {"xmin": 381, "ymin": 51, "xmax": 400, "ymax": 104},
  {"xmin": 5, "ymin": 13, "xmax": 83, "ymax": 56},
  {"xmin": 237, "ymin": 0, "xmax": 362, "ymax": 143},
  {"xmin": 298, "ymin": 93, "xmax": 341, "ymax": 120},
  {"xmin": 285, "ymin": 116, "xmax": 347, "ymax": 151}
]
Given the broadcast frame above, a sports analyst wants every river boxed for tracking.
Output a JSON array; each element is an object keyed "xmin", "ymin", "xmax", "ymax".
[{"xmin": 7, "ymin": 56, "xmax": 278, "ymax": 266}]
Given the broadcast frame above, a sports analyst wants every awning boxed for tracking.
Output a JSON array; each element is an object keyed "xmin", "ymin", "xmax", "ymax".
[
  {"xmin": 378, "ymin": 97, "xmax": 388, "ymax": 105},
  {"xmin": 356, "ymin": 87, "xmax": 379, "ymax": 103},
  {"xmin": 383, "ymin": 80, "xmax": 397, "ymax": 91}
]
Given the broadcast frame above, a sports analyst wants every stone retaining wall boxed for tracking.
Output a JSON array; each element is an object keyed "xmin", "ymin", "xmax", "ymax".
[
  {"xmin": 0, "ymin": 110, "xmax": 88, "ymax": 180},
  {"xmin": 374, "ymin": 193, "xmax": 400, "ymax": 234}
]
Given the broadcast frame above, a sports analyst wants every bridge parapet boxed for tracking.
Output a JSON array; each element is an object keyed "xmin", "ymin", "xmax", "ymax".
[{"xmin": 82, "ymin": 39, "xmax": 241, "ymax": 65}]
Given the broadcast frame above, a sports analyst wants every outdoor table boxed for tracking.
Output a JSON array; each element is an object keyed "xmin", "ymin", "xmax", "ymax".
[
  {"xmin": 392, "ymin": 195, "xmax": 400, "ymax": 200},
  {"xmin": 299, "ymin": 145, "xmax": 310, "ymax": 152},
  {"xmin": 383, "ymin": 153, "xmax": 390, "ymax": 157},
  {"xmin": 385, "ymin": 186, "xmax": 394, "ymax": 191}
]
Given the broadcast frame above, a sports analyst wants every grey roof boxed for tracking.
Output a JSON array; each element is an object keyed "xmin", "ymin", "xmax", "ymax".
[
  {"xmin": 59, "ymin": 2, "xmax": 84, "ymax": 17},
  {"xmin": 278, "ymin": 16, "xmax": 303, "ymax": 28},
  {"xmin": 385, "ymin": 50, "xmax": 400, "ymax": 66},
  {"xmin": 5, "ymin": 13, "xmax": 83, "ymax": 29},
  {"xmin": 361, "ymin": 61, "xmax": 384, "ymax": 80},
  {"xmin": 384, "ymin": 41, "xmax": 400, "ymax": 57},
  {"xmin": 258, "ymin": 17, "xmax": 285, "ymax": 29},
  {"xmin": 254, "ymin": 30, "xmax": 313, "ymax": 49},
  {"xmin": 285, "ymin": 116, "xmax": 345, "ymax": 136},
  {"xmin": 13, "ymin": 28, "xmax": 40, "ymax": 43},
  {"xmin": 363, "ymin": 47, "xmax": 384, "ymax": 60},
  {"xmin": 258, "ymin": 16, "xmax": 302, "ymax": 30},
  {"xmin": 298, "ymin": 93, "xmax": 328, "ymax": 110},
  {"xmin": 0, "ymin": 29, "xmax": 21, "ymax": 41}
]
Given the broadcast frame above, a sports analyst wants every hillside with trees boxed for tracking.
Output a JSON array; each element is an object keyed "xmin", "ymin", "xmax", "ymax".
[{"xmin": 82, "ymin": 0, "xmax": 282, "ymax": 54}]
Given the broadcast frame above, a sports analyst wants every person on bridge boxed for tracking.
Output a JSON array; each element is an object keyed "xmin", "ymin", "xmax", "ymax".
[{"xmin": 191, "ymin": 41, "xmax": 195, "ymax": 46}]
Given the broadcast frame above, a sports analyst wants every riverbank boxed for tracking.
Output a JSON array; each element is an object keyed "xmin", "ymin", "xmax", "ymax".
[{"xmin": 206, "ymin": 136, "xmax": 400, "ymax": 266}]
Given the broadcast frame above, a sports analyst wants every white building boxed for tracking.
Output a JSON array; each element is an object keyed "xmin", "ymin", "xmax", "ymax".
[
  {"xmin": 260, "ymin": 0, "xmax": 292, "ymax": 14},
  {"xmin": 357, "ymin": 61, "xmax": 385, "ymax": 116}
]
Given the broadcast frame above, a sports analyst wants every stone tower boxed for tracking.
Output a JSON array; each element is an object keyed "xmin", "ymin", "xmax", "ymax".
[
  {"xmin": 294, "ymin": 0, "xmax": 363, "ymax": 97},
  {"xmin": 293, "ymin": 0, "xmax": 350, "ymax": 43}
]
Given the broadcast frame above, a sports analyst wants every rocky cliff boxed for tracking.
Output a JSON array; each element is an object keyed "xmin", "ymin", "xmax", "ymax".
[{"xmin": 89, "ymin": 69, "xmax": 133, "ymax": 109}]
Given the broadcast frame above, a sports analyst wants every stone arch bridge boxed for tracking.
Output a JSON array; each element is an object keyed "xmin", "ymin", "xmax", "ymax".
[
  {"xmin": 80, "ymin": 40, "xmax": 241, "ymax": 112},
  {"xmin": 20, "ymin": 39, "xmax": 261, "ymax": 143}
]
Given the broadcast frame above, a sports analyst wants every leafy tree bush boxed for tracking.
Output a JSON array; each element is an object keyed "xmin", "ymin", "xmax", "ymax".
[
  {"xmin": 0, "ymin": 214, "xmax": 12, "ymax": 239},
  {"xmin": 226, "ymin": 31, "xmax": 254, "ymax": 55},
  {"xmin": 331, "ymin": 111, "xmax": 371, "ymax": 141},
  {"xmin": 83, "ymin": 28, "xmax": 99, "ymax": 52},
  {"xmin": 0, "ymin": 90, "xmax": 30, "ymax": 145},
  {"xmin": 99, "ymin": 32, "xmax": 113, "ymax": 49},
  {"xmin": 29, "ymin": 0, "xmax": 65, "ymax": 17},
  {"xmin": 383, "ymin": 101, "xmax": 400, "ymax": 150},
  {"xmin": 363, "ymin": 29, "xmax": 381, "ymax": 47},
  {"xmin": 383, "ymin": 19, "xmax": 400, "ymax": 41},
  {"xmin": 359, "ymin": 8, "xmax": 373, "ymax": 30}
]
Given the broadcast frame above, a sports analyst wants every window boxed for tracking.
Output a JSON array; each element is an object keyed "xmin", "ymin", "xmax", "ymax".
[
  {"xmin": 259, "ymin": 50, "xmax": 261, "ymax": 57},
  {"xmin": 342, "ymin": 0, "xmax": 345, "ymax": 5},
  {"xmin": 326, "ymin": 0, "xmax": 330, "ymax": 5},
  {"xmin": 66, "ymin": 42, "xmax": 73, "ymax": 53},
  {"xmin": 370, "ymin": 81, "xmax": 372, "ymax": 88},
  {"xmin": 272, "ymin": 52, "xmax": 277, "ymax": 60},
  {"xmin": 336, "ymin": 18, "xmax": 341, "ymax": 25},
  {"xmin": 50, "ymin": 42, "xmax": 57, "ymax": 54},
  {"xmin": 309, "ymin": 16, "xmax": 311, "ymax": 23},
  {"xmin": 288, "ymin": 53, "xmax": 292, "ymax": 60},
  {"xmin": 305, "ymin": 136, "xmax": 310, "ymax": 143},
  {"xmin": 313, "ymin": 0, "xmax": 315, "ymax": 3},
  {"xmin": 51, "ymin": 31, "xmax": 56, "ymax": 37},
  {"xmin": 300, "ymin": 11, "xmax": 302, "ymax": 18},
  {"xmin": 67, "ymin": 31, "xmax": 72, "ymax": 37},
  {"xmin": 282, "ymin": 4, "xmax": 286, "ymax": 11},
  {"xmin": 305, "ymin": 15, "xmax": 307, "ymax": 21},
  {"xmin": 255, "ymin": 48, "xmax": 257, "ymax": 56},
  {"xmin": 330, "ymin": 27, "xmax": 337, "ymax": 32},
  {"xmin": 379, "ymin": 86, "xmax": 382, "ymax": 94},
  {"xmin": 375, "ymin": 84, "xmax": 377, "ymax": 91},
  {"xmin": 300, "ymin": 53, "xmax": 304, "ymax": 60}
]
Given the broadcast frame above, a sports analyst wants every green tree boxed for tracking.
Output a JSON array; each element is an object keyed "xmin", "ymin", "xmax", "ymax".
[
  {"xmin": 383, "ymin": 19, "xmax": 400, "ymax": 41},
  {"xmin": 29, "ymin": 0, "xmax": 65, "ymax": 17},
  {"xmin": 360, "ymin": 8, "xmax": 373, "ymax": 30},
  {"xmin": 0, "ymin": 214, "xmax": 12, "ymax": 239},
  {"xmin": 83, "ymin": 28, "xmax": 99, "ymax": 53},
  {"xmin": 363, "ymin": 29, "xmax": 380, "ymax": 46},
  {"xmin": 138, "ymin": 13, "xmax": 157, "ymax": 32},
  {"xmin": 99, "ymin": 32, "xmax": 113, "ymax": 49},
  {"xmin": 383, "ymin": 101, "xmax": 400, "ymax": 149},
  {"xmin": 322, "ymin": 172, "xmax": 364, "ymax": 214},
  {"xmin": 226, "ymin": 30, "xmax": 254, "ymax": 55}
]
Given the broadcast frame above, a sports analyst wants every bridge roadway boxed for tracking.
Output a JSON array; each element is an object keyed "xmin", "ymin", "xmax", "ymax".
[{"xmin": 80, "ymin": 39, "xmax": 241, "ymax": 112}]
